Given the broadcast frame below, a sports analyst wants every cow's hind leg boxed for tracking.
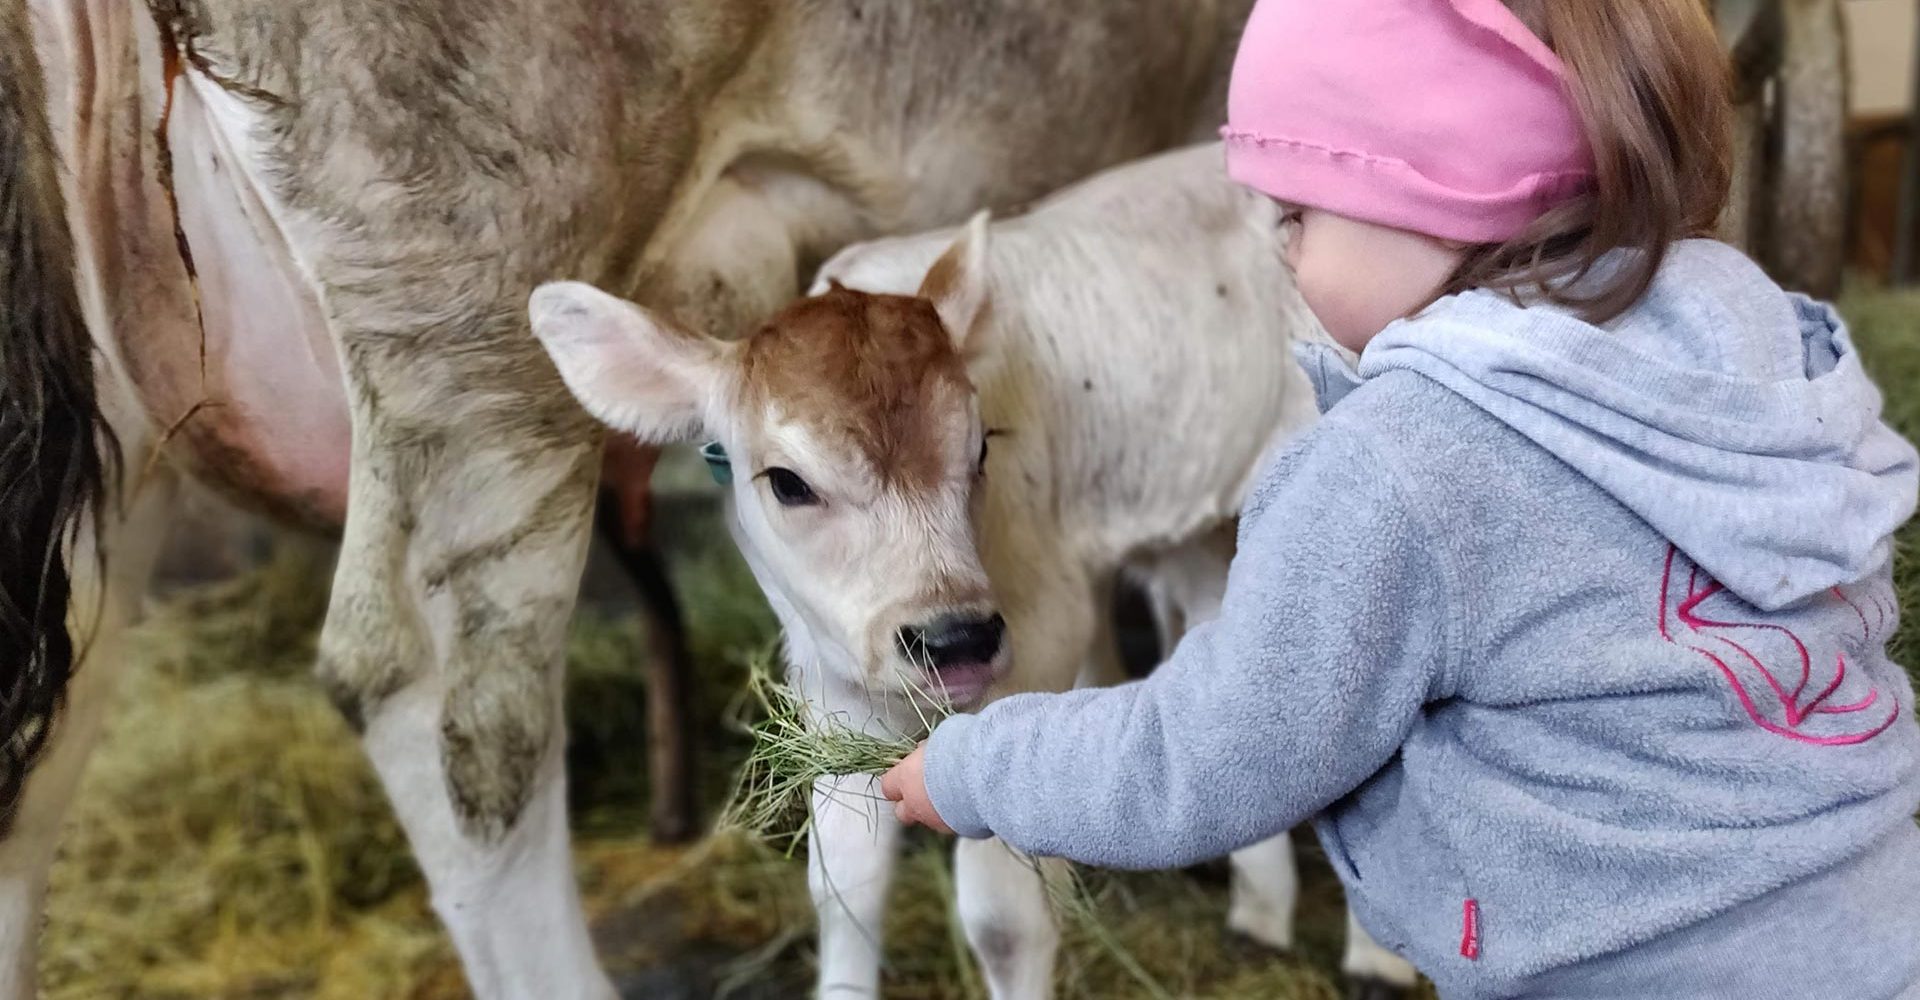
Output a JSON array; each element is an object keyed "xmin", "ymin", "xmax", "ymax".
[
  {"xmin": 0, "ymin": 478, "xmax": 178, "ymax": 997},
  {"xmin": 594, "ymin": 500, "xmax": 697, "ymax": 842},
  {"xmin": 317, "ymin": 322, "xmax": 611, "ymax": 1000},
  {"xmin": 595, "ymin": 436, "xmax": 697, "ymax": 843}
]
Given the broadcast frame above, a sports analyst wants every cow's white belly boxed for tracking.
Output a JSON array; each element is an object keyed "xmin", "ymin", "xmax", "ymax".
[
  {"xmin": 36, "ymin": 0, "xmax": 351, "ymax": 528},
  {"xmin": 166, "ymin": 69, "xmax": 352, "ymax": 525}
]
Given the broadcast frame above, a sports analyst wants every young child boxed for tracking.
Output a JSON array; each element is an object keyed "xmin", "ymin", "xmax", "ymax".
[{"xmin": 881, "ymin": 1, "xmax": 1920, "ymax": 997}]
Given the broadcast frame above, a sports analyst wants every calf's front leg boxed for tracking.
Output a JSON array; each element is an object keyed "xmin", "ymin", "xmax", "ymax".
[
  {"xmin": 953, "ymin": 836, "xmax": 1059, "ymax": 1000},
  {"xmin": 810, "ymin": 774, "xmax": 903, "ymax": 998},
  {"xmin": 1227, "ymin": 832, "xmax": 1302, "ymax": 952},
  {"xmin": 1343, "ymin": 910, "xmax": 1418, "ymax": 998}
]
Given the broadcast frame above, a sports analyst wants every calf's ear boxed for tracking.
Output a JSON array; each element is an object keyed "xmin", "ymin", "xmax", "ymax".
[
  {"xmin": 529, "ymin": 282, "xmax": 731, "ymax": 443},
  {"xmin": 917, "ymin": 210, "xmax": 995, "ymax": 363}
]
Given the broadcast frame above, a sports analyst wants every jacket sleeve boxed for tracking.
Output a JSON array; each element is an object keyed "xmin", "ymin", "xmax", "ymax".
[{"xmin": 922, "ymin": 420, "xmax": 1455, "ymax": 868}]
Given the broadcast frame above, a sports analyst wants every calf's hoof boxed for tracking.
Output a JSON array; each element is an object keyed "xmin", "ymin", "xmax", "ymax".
[
  {"xmin": 1345, "ymin": 975, "xmax": 1412, "ymax": 1000},
  {"xmin": 1225, "ymin": 897, "xmax": 1294, "ymax": 953}
]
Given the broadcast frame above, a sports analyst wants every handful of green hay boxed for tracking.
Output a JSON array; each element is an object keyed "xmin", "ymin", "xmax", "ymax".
[
  {"xmin": 721, "ymin": 654, "xmax": 942, "ymax": 849},
  {"xmin": 719, "ymin": 655, "xmax": 1173, "ymax": 999}
]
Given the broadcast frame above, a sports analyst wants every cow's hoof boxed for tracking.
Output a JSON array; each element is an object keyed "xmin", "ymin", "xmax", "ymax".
[
  {"xmin": 646, "ymin": 810, "xmax": 699, "ymax": 845},
  {"xmin": 1344, "ymin": 975, "xmax": 1412, "ymax": 1000}
]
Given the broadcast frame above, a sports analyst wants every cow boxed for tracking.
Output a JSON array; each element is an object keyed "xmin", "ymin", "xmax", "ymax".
[
  {"xmin": 532, "ymin": 143, "xmax": 1422, "ymax": 999},
  {"xmin": 6, "ymin": 0, "xmax": 1260, "ymax": 996}
]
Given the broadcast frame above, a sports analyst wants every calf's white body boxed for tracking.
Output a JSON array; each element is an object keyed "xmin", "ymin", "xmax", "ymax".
[{"xmin": 533, "ymin": 142, "xmax": 1417, "ymax": 997}]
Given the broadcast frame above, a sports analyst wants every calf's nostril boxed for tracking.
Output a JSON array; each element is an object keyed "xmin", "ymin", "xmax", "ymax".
[
  {"xmin": 896, "ymin": 624, "xmax": 929, "ymax": 664},
  {"xmin": 966, "ymin": 613, "xmax": 1007, "ymax": 657},
  {"xmin": 899, "ymin": 613, "xmax": 1006, "ymax": 669}
]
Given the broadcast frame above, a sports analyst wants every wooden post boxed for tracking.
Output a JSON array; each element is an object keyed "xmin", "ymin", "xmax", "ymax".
[
  {"xmin": 1765, "ymin": 0, "xmax": 1848, "ymax": 299},
  {"xmin": 1895, "ymin": 2, "xmax": 1920, "ymax": 284}
]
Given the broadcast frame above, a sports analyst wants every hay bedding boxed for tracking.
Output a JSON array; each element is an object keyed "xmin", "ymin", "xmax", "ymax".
[
  {"xmin": 41, "ymin": 550, "xmax": 448, "ymax": 1000},
  {"xmin": 42, "ymin": 287, "xmax": 1918, "ymax": 997},
  {"xmin": 40, "ymin": 507, "xmax": 1378, "ymax": 998}
]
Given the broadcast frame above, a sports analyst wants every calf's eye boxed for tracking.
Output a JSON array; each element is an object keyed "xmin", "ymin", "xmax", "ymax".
[
  {"xmin": 977, "ymin": 429, "xmax": 1007, "ymax": 476},
  {"xmin": 764, "ymin": 467, "xmax": 819, "ymax": 507}
]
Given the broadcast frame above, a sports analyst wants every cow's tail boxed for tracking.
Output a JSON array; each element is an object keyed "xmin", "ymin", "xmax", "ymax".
[{"xmin": 0, "ymin": 0, "xmax": 113, "ymax": 831}]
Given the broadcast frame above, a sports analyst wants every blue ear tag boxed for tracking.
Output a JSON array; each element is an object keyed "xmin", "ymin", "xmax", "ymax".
[{"xmin": 700, "ymin": 441, "xmax": 733, "ymax": 486}]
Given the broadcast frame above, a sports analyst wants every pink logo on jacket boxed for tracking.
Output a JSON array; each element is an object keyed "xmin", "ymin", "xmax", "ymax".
[{"xmin": 1658, "ymin": 545, "xmax": 1900, "ymax": 746}]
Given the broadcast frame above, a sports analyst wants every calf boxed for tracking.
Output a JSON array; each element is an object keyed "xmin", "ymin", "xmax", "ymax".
[{"xmin": 532, "ymin": 143, "xmax": 1419, "ymax": 998}]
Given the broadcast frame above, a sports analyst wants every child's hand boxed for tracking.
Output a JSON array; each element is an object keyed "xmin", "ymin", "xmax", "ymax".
[{"xmin": 880, "ymin": 743, "xmax": 954, "ymax": 834}]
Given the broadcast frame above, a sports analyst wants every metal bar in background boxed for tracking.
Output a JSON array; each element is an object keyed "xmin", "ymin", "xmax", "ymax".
[{"xmin": 1895, "ymin": 0, "xmax": 1920, "ymax": 284}]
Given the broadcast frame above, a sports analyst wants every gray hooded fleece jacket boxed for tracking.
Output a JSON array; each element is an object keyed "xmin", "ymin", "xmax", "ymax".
[{"xmin": 923, "ymin": 241, "xmax": 1920, "ymax": 999}]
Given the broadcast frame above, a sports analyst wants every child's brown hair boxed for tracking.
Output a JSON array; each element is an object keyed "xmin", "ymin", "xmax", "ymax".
[{"xmin": 1444, "ymin": 1, "xmax": 1735, "ymax": 324}]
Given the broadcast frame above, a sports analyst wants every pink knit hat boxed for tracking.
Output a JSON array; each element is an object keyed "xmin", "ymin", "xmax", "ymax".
[{"xmin": 1222, "ymin": 0, "xmax": 1596, "ymax": 244}]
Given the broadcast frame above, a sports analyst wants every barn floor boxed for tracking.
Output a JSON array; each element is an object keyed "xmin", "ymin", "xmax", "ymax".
[{"xmin": 38, "ymin": 284, "xmax": 1920, "ymax": 1000}]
